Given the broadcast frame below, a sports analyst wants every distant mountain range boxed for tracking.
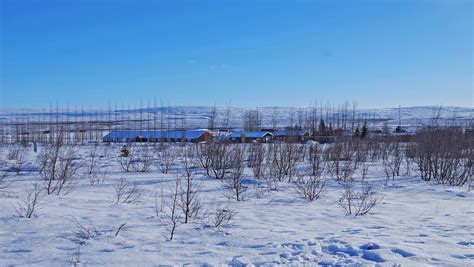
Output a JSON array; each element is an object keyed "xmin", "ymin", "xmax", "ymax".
[{"xmin": 0, "ymin": 106, "xmax": 472, "ymax": 130}]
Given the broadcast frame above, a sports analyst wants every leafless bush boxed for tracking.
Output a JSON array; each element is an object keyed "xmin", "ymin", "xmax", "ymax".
[
  {"xmin": 263, "ymin": 165, "xmax": 280, "ymax": 191},
  {"xmin": 412, "ymin": 127, "xmax": 472, "ymax": 186},
  {"xmin": 338, "ymin": 181, "xmax": 380, "ymax": 216},
  {"xmin": 179, "ymin": 146, "xmax": 202, "ymax": 223},
  {"xmin": 15, "ymin": 182, "xmax": 44, "ymax": 218},
  {"xmin": 68, "ymin": 245, "xmax": 81, "ymax": 267},
  {"xmin": 166, "ymin": 178, "xmax": 181, "ymax": 240},
  {"xmin": 40, "ymin": 144, "xmax": 81, "ymax": 195},
  {"xmin": 67, "ymin": 217, "xmax": 100, "ymax": 243},
  {"xmin": 295, "ymin": 156, "xmax": 327, "ymax": 202},
  {"xmin": 88, "ymin": 169, "xmax": 106, "ymax": 186},
  {"xmin": 327, "ymin": 158, "xmax": 355, "ymax": 183},
  {"xmin": 156, "ymin": 144, "xmax": 177, "ymax": 174},
  {"xmin": 247, "ymin": 143, "xmax": 266, "ymax": 179},
  {"xmin": 225, "ymin": 146, "xmax": 247, "ymax": 201},
  {"xmin": 382, "ymin": 142, "xmax": 403, "ymax": 182},
  {"xmin": 194, "ymin": 143, "xmax": 213, "ymax": 176},
  {"xmin": 269, "ymin": 142, "xmax": 303, "ymax": 182},
  {"xmin": 0, "ymin": 172, "xmax": 8, "ymax": 191},
  {"xmin": 211, "ymin": 205, "xmax": 236, "ymax": 231},
  {"xmin": 118, "ymin": 144, "xmax": 133, "ymax": 172},
  {"xmin": 209, "ymin": 142, "xmax": 232, "ymax": 180},
  {"xmin": 117, "ymin": 144, "xmax": 153, "ymax": 172},
  {"xmin": 113, "ymin": 177, "xmax": 143, "ymax": 203},
  {"xmin": 86, "ymin": 144, "xmax": 100, "ymax": 175},
  {"xmin": 308, "ymin": 144, "xmax": 325, "ymax": 176},
  {"xmin": 8, "ymin": 144, "xmax": 27, "ymax": 175},
  {"xmin": 367, "ymin": 140, "xmax": 383, "ymax": 162},
  {"xmin": 353, "ymin": 141, "xmax": 369, "ymax": 167},
  {"xmin": 153, "ymin": 186, "xmax": 165, "ymax": 216}
]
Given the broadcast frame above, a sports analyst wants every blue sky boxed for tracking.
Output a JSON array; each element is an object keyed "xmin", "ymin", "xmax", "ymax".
[{"xmin": 1, "ymin": 0, "xmax": 472, "ymax": 109}]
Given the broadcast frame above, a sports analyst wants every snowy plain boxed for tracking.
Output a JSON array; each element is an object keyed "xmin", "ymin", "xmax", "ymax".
[{"xmin": 0, "ymin": 143, "xmax": 473, "ymax": 266}]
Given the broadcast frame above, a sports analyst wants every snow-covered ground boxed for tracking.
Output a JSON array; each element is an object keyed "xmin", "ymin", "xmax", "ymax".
[{"xmin": 0, "ymin": 143, "xmax": 473, "ymax": 266}]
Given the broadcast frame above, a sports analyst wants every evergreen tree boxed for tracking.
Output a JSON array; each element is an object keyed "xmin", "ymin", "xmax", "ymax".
[
  {"xmin": 318, "ymin": 119, "xmax": 326, "ymax": 135},
  {"xmin": 395, "ymin": 125, "xmax": 402, "ymax": 133},
  {"xmin": 361, "ymin": 120, "xmax": 369, "ymax": 139},
  {"xmin": 354, "ymin": 126, "xmax": 360, "ymax": 139}
]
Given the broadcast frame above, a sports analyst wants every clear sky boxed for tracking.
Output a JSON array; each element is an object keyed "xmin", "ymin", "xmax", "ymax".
[{"xmin": 1, "ymin": 0, "xmax": 472, "ymax": 109}]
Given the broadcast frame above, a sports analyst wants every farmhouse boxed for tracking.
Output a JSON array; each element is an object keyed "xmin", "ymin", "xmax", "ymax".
[
  {"xmin": 102, "ymin": 130, "xmax": 212, "ymax": 143},
  {"xmin": 227, "ymin": 131, "xmax": 273, "ymax": 143},
  {"xmin": 274, "ymin": 130, "xmax": 309, "ymax": 143}
]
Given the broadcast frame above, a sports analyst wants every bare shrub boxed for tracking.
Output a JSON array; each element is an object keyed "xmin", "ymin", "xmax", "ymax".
[
  {"xmin": 209, "ymin": 142, "xmax": 232, "ymax": 180},
  {"xmin": 338, "ymin": 181, "xmax": 380, "ymax": 216},
  {"xmin": 15, "ymin": 182, "xmax": 44, "ymax": 218},
  {"xmin": 295, "ymin": 154, "xmax": 327, "ymax": 201},
  {"xmin": 0, "ymin": 172, "xmax": 8, "ymax": 191},
  {"xmin": 212, "ymin": 205, "xmax": 236, "ymax": 231},
  {"xmin": 153, "ymin": 186, "xmax": 165, "ymax": 216},
  {"xmin": 88, "ymin": 169, "xmax": 106, "ymax": 186},
  {"xmin": 8, "ymin": 144, "xmax": 27, "ymax": 175},
  {"xmin": 156, "ymin": 144, "xmax": 177, "ymax": 174},
  {"xmin": 113, "ymin": 177, "xmax": 143, "ymax": 203},
  {"xmin": 117, "ymin": 144, "xmax": 153, "ymax": 172},
  {"xmin": 67, "ymin": 217, "xmax": 100, "ymax": 243},
  {"xmin": 166, "ymin": 178, "xmax": 181, "ymax": 240},
  {"xmin": 39, "ymin": 143, "xmax": 81, "ymax": 195},
  {"xmin": 269, "ymin": 142, "xmax": 303, "ymax": 182},
  {"xmin": 382, "ymin": 141, "xmax": 403, "ymax": 182},
  {"xmin": 247, "ymin": 143, "xmax": 265, "ymax": 179},
  {"xmin": 225, "ymin": 146, "xmax": 247, "ymax": 201},
  {"xmin": 412, "ymin": 127, "xmax": 472, "ymax": 186},
  {"xmin": 179, "ymin": 146, "xmax": 202, "ymax": 223},
  {"xmin": 194, "ymin": 143, "xmax": 213, "ymax": 176},
  {"xmin": 327, "ymin": 158, "xmax": 355, "ymax": 183},
  {"xmin": 68, "ymin": 245, "xmax": 81, "ymax": 267},
  {"xmin": 118, "ymin": 144, "xmax": 133, "ymax": 172},
  {"xmin": 263, "ymin": 165, "xmax": 280, "ymax": 191},
  {"xmin": 86, "ymin": 144, "xmax": 100, "ymax": 175}
]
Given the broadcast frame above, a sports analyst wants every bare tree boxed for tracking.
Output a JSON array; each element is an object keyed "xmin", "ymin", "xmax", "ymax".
[
  {"xmin": 225, "ymin": 146, "xmax": 247, "ymax": 201},
  {"xmin": 243, "ymin": 109, "xmax": 262, "ymax": 131},
  {"xmin": 113, "ymin": 177, "xmax": 143, "ymax": 203},
  {"xmin": 208, "ymin": 104, "xmax": 218, "ymax": 130},
  {"xmin": 15, "ymin": 182, "xmax": 44, "ymax": 218}
]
